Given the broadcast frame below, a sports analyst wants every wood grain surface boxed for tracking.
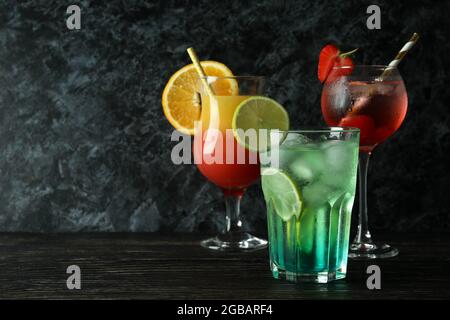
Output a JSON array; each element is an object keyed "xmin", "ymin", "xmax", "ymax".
[{"xmin": 0, "ymin": 233, "xmax": 449, "ymax": 299}]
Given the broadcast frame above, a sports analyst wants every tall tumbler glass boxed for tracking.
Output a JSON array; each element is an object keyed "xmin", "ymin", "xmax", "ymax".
[{"xmin": 260, "ymin": 128, "xmax": 359, "ymax": 283}]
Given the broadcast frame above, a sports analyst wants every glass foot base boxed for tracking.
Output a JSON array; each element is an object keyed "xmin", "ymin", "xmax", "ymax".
[
  {"xmin": 201, "ymin": 232, "xmax": 267, "ymax": 251},
  {"xmin": 349, "ymin": 242, "xmax": 399, "ymax": 259},
  {"xmin": 271, "ymin": 262, "xmax": 346, "ymax": 283}
]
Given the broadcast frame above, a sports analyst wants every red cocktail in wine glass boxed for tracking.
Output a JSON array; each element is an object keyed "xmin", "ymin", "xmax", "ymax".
[{"xmin": 321, "ymin": 65, "xmax": 408, "ymax": 258}]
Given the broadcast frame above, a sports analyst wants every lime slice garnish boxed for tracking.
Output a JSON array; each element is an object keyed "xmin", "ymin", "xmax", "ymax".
[
  {"xmin": 261, "ymin": 168, "xmax": 302, "ymax": 222},
  {"xmin": 232, "ymin": 96, "xmax": 289, "ymax": 152}
]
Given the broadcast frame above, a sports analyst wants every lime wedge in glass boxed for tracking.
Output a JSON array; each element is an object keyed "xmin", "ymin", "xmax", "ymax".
[
  {"xmin": 261, "ymin": 168, "xmax": 302, "ymax": 222},
  {"xmin": 232, "ymin": 96, "xmax": 289, "ymax": 152}
]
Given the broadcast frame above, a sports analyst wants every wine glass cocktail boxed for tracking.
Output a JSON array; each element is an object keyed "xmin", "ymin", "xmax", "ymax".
[
  {"xmin": 321, "ymin": 65, "xmax": 408, "ymax": 259},
  {"xmin": 193, "ymin": 76, "xmax": 268, "ymax": 251}
]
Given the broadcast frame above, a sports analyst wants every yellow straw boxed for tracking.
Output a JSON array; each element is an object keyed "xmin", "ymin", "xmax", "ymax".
[
  {"xmin": 187, "ymin": 47, "xmax": 214, "ymax": 96},
  {"xmin": 187, "ymin": 47, "xmax": 218, "ymax": 154}
]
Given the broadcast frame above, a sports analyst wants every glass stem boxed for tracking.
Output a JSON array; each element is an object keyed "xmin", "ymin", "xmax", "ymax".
[
  {"xmin": 355, "ymin": 151, "xmax": 373, "ymax": 245},
  {"xmin": 222, "ymin": 192, "xmax": 244, "ymax": 238}
]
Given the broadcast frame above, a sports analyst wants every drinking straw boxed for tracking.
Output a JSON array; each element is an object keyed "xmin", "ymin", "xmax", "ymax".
[
  {"xmin": 187, "ymin": 47, "xmax": 215, "ymax": 96},
  {"xmin": 379, "ymin": 33, "xmax": 420, "ymax": 80},
  {"xmin": 187, "ymin": 47, "xmax": 218, "ymax": 154}
]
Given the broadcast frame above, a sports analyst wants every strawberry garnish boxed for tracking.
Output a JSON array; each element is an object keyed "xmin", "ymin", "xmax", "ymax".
[
  {"xmin": 318, "ymin": 45, "xmax": 339, "ymax": 83},
  {"xmin": 318, "ymin": 45, "xmax": 358, "ymax": 83}
]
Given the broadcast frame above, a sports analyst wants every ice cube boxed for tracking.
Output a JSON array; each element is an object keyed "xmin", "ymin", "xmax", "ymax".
[
  {"xmin": 322, "ymin": 140, "xmax": 356, "ymax": 170},
  {"xmin": 289, "ymin": 160, "xmax": 314, "ymax": 185},
  {"xmin": 328, "ymin": 77, "xmax": 351, "ymax": 112},
  {"xmin": 281, "ymin": 133, "xmax": 312, "ymax": 148},
  {"xmin": 302, "ymin": 181, "xmax": 341, "ymax": 208},
  {"xmin": 276, "ymin": 148, "xmax": 297, "ymax": 171},
  {"xmin": 349, "ymin": 81, "xmax": 371, "ymax": 96},
  {"xmin": 372, "ymin": 82, "xmax": 396, "ymax": 95},
  {"xmin": 320, "ymin": 140, "xmax": 357, "ymax": 189},
  {"xmin": 288, "ymin": 149, "xmax": 324, "ymax": 185}
]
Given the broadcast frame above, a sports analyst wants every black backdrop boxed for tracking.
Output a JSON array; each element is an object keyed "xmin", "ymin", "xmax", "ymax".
[{"xmin": 0, "ymin": 0, "xmax": 449, "ymax": 233}]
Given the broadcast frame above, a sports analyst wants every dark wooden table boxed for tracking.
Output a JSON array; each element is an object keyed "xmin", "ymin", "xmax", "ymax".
[{"xmin": 0, "ymin": 233, "xmax": 449, "ymax": 299}]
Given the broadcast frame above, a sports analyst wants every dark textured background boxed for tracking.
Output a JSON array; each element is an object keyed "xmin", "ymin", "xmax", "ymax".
[{"xmin": 0, "ymin": 0, "xmax": 449, "ymax": 233}]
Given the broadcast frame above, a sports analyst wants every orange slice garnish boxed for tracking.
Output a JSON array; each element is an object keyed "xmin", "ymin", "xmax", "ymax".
[{"xmin": 162, "ymin": 61, "xmax": 236, "ymax": 135}]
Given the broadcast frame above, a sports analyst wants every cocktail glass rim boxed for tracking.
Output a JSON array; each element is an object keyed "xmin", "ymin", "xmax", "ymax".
[
  {"xmin": 331, "ymin": 64, "xmax": 398, "ymax": 71},
  {"xmin": 269, "ymin": 127, "xmax": 360, "ymax": 133}
]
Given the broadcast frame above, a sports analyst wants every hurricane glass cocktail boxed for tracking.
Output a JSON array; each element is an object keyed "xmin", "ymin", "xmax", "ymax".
[{"xmin": 194, "ymin": 76, "xmax": 267, "ymax": 250}]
